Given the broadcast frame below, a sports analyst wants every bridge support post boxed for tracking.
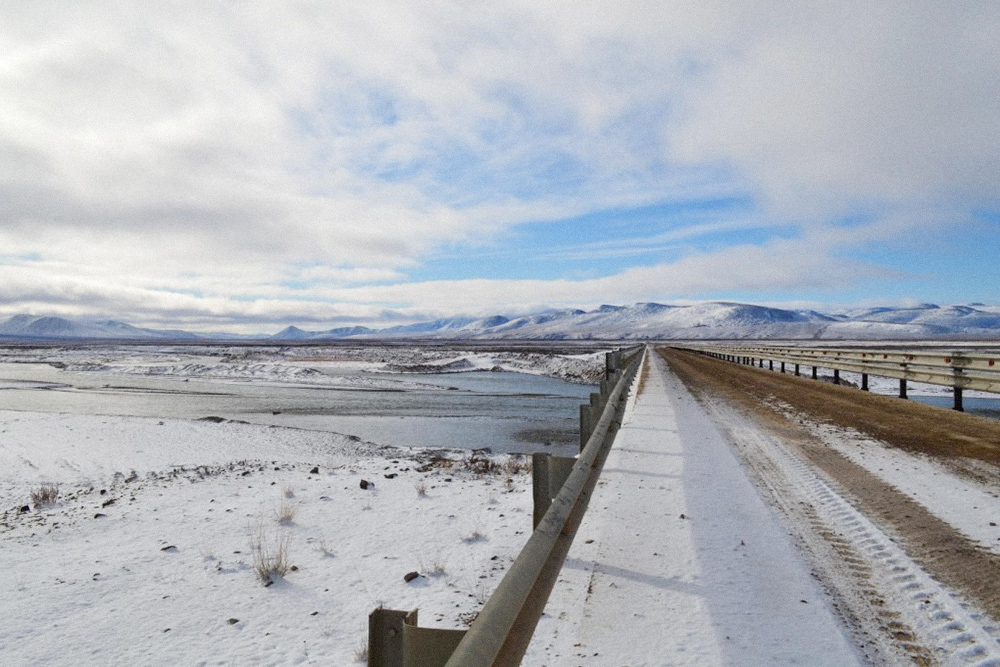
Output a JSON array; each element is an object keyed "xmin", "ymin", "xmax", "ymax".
[
  {"xmin": 833, "ymin": 369, "xmax": 840, "ymax": 385},
  {"xmin": 954, "ymin": 387, "xmax": 964, "ymax": 412},
  {"xmin": 781, "ymin": 361, "xmax": 785, "ymax": 373},
  {"xmin": 769, "ymin": 360, "xmax": 773, "ymax": 371},
  {"xmin": 812, "ymin": 366, "xmax": 817, "ymax": 380},
  {"xmin": 899, "ymin": 379, "xmax": 908, "ymax": 399},
  {"xmin": 795, "ymin": 363, "xmax": 800, "ymax": 376},
  {"xmin": 861, "ymin": 373, "xmax": 869, "ymax": 391}
]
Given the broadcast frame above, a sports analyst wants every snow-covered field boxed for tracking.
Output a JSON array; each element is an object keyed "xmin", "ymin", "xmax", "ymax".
[
  {"xmin": 0, "ymin": 412, "xmax": 534, "ymax": 665},
  {"xmin": 0, "ymin": 344, "xmax": 605, "ymax": 665}
]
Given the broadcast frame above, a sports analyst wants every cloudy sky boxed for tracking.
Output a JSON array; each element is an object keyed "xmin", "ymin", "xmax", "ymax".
[{"xmin": 2, "ymin": 1, "xmax": 998, "ymax": 332}]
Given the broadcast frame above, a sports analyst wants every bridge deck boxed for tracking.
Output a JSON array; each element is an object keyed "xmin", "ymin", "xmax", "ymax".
[{"xmin": 525, "ymin": 349, "xmax": 861, "ymax": 666}]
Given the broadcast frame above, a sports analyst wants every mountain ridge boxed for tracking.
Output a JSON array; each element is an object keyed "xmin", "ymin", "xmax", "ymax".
[{"xmin": 3, "ymin": 302, "xmax": 999, "ymax": 341}]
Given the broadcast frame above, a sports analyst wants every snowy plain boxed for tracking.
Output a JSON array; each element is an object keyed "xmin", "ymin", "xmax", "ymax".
[{"xmin": 0, "ymin": 345, "xmax": 605, "ymax": 665}]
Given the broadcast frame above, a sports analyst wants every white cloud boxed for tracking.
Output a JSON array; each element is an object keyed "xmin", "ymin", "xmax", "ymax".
[
  {"xmin": 0, "ymin": 1, "xmax": 995, "ymax": 329},
  {"xmin": 670, "ymin": 1, "xmax": 1000, "ymax": 218}
]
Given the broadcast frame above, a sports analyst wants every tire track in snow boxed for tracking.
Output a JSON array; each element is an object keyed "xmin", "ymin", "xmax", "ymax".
[{"xmin": 712, "ymin": 412, "xmax": 1000, "ymax": 666}]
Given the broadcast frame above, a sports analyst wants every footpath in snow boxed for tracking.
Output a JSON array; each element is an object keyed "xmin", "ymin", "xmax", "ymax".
[{"xmin": 526, "ymin": 350, "xmax": 862, "ymax": 666}]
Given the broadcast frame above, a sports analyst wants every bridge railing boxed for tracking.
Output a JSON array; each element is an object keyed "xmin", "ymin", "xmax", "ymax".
[
  {"xmin": 672, "ymin": 344, "xmax": 1000, "ymax": 411},
  {"xmin": 368, "ymin": 345, "xmax": 644, "ymax": 667}
]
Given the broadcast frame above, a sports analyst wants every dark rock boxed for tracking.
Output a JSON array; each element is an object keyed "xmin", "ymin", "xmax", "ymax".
[
  {"xmin": 19, "ymin": 505, "xmax": 29, "ymax": 513},
  {"xmin": 310, "ymin": 466, "xmax": 319, "ymax": 474},
  {"xmin": 360, "ymin": 479, "xmax": 373, "ymax": 490},
  {"xmin": 227, "ymin": 618, "xmax": 239, "ymax": 625},
  {"xmin": 161, "ymin": 545, "xmax": 178, "ymax": 552},
  {"xmin": 404, "ymin": 571, "xmax": 420, "ymax": 583},
  {"xmin": 94, "ymin": 513, "xmax": 107, "ymax": 519},
  {"xmin": 384, "ymin": 473, "xmax": 398, "ymax": 479},
  {"xmin": 102, "ymin": 499, "xmax": 115, "ymax": 507}
]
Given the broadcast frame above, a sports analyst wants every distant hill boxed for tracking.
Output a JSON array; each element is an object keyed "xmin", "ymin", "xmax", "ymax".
[
  {"xmin": 4, "ymin": 302, "xmax": 1000, "ymax": 341},
  {"xmin": 0, "ymin": 315, "xmax": 201, "ymax": 340}
]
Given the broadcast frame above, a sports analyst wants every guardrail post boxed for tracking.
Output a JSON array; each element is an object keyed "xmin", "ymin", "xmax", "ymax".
[
  {"xmin": 369, "ymin": 608, "xmax": 468, "ymax": 667},
  {"xmin": 812, "ymin": 366, "xmax": 817, "ymax": 380},
  {"xmin": 532, "ymin": 454, "xmax": 576, "ymax": 529},
  {"xmin": 833, "ymin": 369, "xmax": 840, "ymax": 385},
  {"xmin": 795, "ymin": 363, "xmax": 800, "ymax": 376},
  {"xmin": 899, "ymin": 378, "xmax": 908, "ymax": 399},
  {"xmin": 532, "ymin": 453, "xmax": 551, "ymax": 529},
  {"xmin": 769, "ymin": 360, "xmax": 773, "ymax": 371},
  {"xmin": 370, "ymin": 608, "xmax": 415, "ymax": 667},
  {"xmin": 780, "ymin": 361, "xmax": 785, "ymax": 373},
  {"xmin": 579, "ymin": 405, "xmax": 592, "ymax": 450},
  {"xmin": 954, "ymin": 387, "xmax": 964, "ymax": 411},
  {"xmin": 861, "ymin": 373, "xmax": 869, "ymax": 391}
]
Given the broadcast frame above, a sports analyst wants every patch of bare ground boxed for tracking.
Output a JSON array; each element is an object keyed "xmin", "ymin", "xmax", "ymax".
[{"xmin": 658, "ymin": 347, "xmax": 1000, "ymax": 627}]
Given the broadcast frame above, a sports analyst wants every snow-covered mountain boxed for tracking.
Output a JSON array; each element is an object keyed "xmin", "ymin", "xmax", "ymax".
[
  {"xmin": 0, "ymin": 315, "xmax": 200, "ymax": 340},
  {"xmin": 4, "ymin": 302, "xmax": 1000, "ymax": 341},
  {"xmin": 264, "ymin": 302, "xmax": 1000, "ymax": 341}
]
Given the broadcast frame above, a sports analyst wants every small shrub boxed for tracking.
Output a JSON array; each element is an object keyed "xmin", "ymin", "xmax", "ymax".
[
  {"xmin": 415, "ymin": 481, "xmax": 427, "ymax": 498},
  {"xmin": 502, "ymin": 455, "xmax": 531, "ymax": 476},
  {"xmin": 276, "ymin": 498, "xmax": 296, "ymax": 525},
  {"xmin": 282, "ymin": 486, "xmax": 295, "ymax": 499},
  {"xmin": 249, "ymin": 524, "xmax": 291, "ymax": 584},
  {"xmin": 354, "ymin": 643, "xmax": 368, "ymax": 663},
  {"xmin": 30, "ymin": 485, "xmax": 59, "ymax": 509},
  {"xmin": 463, "ymin": 453, "xmax": 498, "ymax": 477}
]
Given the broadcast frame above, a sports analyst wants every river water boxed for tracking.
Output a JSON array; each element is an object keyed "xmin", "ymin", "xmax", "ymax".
[{"xmin": 0, "ymin": 361, "xmax": 594, "ymax": 456}]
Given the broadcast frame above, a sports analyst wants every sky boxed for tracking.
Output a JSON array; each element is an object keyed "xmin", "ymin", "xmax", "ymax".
[{"xmin": 1, "ymin": 1, "xmax": 998, "ymax": 333}]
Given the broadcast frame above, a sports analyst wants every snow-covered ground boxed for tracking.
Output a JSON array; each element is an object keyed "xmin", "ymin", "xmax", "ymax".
[{"xmin": 0, "ymin": 412, "xmax": 534, "ymax": 665}]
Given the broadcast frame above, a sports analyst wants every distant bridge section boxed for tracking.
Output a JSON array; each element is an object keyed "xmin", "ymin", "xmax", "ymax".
[{"xmin": 672, "ymin": 344, "xmax": 1000, "ymax": 411}]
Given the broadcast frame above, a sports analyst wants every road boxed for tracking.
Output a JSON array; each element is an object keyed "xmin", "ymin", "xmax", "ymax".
[{"xmin": 527, "ymin": 347, "xmax": 1000, "ymax": 666}]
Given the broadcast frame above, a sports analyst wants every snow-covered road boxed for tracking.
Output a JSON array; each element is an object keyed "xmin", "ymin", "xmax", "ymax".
[{"xmin": 527, "ymin": 350, "xmax": 861, "ymax": 665}]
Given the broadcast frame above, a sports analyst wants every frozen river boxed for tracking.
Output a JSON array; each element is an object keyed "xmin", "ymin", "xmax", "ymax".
[{"xmin": 0, "ymin": 353, "xmax": 596, "ymax": 456}]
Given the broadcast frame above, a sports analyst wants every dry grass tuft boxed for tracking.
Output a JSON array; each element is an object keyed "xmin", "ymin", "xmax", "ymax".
[
  {"xmin": 415, "ymin": 481, "xmax": 428, "ymax": 498},
  {"xmin": 276, "ymin": 498, "xmax": 296, "ymax": 525},
  {"xmin": 249, "ymin": 524, "xmax": 291, "ymax": 584},
  {"xmin": 30, "ymin": 485, "xmax": 59, "ymax": 509}
]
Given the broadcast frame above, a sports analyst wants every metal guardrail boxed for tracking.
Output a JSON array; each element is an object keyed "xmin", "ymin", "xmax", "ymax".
[
  {"xmin": 369, "ymin": 345, "xmax": 643, "ymax": 666},
  {"xmin": 674, "ymin": 344, "xmax": 1000, "ymax": 411}
]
